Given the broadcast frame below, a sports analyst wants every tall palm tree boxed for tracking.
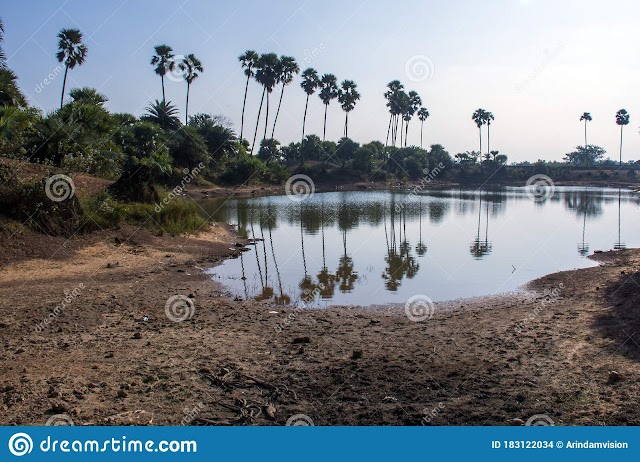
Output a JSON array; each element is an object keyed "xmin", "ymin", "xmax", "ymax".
[
  {"xmin": 318, "ymin": 73, "xmax": 338, "ymax": 142},
  {"xmin": 150, "ymin": 45, "xmax": 174, "ymax": 103},
  {"xmin": 250, "ymin": 53, "xmax": 279, "ymax": 155},
  {"xmin": 403, "ymin": 90, "xmax": 421, "ymax": 146},
  {"xmin": 238, "ymin": 50, "xmax": 259, "ymax": 142},
  {"xmin": 56, "ymin": 28, "xmax": 88, "ymax": 109},
  {"xmin": 417, "ymin": 107, "xmax": 430, "ymax": 149},
  {"xmin": 271, "ymin": 55, "xmax": 299, "ymax": 138},
  {"xmin": 0, "ymin": 18, "xmax": 7, "ymax": 69},
  {"xmin": 178, "ymin": 54, "xmax": 203, "ymax": 124},
  {"xmin": 472, "ymin": 108, "xmax": 487, "ymax": 154},
  {"xmin": 384, "ymin": 80, "xmax": 404, "ymax": 152},
  {"xmin": 300, "ymin": 68, "xmax": 320, "ymax": 146},
  {"xmin": 484, "ymin": 111, "xmax": 495, "ymax": 155},
  {"xmin": 615, "ymin": 109, "xmax": 630, "ymax": 166},
  {"xmin": 337, "ymin": 80, "xmax": 360, "ymax": 138},
  {"xmin": 580, "ymin": 112, "xmax": 592, "ymax": 148}
]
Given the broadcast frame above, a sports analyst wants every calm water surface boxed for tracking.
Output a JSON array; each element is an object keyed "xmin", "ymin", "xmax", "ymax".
[{"xmin": 199, "ymin": 187, "xmax": 640, "ymax": 307}]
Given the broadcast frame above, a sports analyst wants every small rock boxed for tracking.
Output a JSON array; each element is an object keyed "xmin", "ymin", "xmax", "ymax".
[
  {"xmin": 351, "ymin": 350, "xmax": 363, "ymax": 360},
  {"xmin": 264, "ymin": 404, "xmax": 276, "ymax": 419},
  {"xmin": 117, "ymin": 390, "xmax": 128, "ymax": 398},
  {"xmin": 132, "ymin": 332, "xmax": 142, "ymax": 340},
  {"xmin": 292, "ymin": 337, "xmax": 310, "ymax": 344},
  {"xmin": 608, "ymin": 371, "xmax": 620, "ymax": 383},
  {"xmin": 594, "ymin": 250, "xmax": 603, "ymax": 254},
  {"xmin": 510, "ymin": 418, "xmax": 525, "ymax": 426}
]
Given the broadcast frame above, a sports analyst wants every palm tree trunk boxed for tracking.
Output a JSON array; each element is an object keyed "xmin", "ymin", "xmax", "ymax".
[
  {"xmin": 420, "ymin": 120, "xmax": 424, "ymax": 149},
  {"xmin": 619, "ymin": 125, "xmax": 623, "ymax": 166},
  {"xmin": 323, "ymin": 103, "xmax": 328, "ymax": 142},
  {"xmin": 263, "ymin": 91, "xmax": 270, "ymax": 142},
  {"xmin": 185, "ymin": 82, "xmax": 190, "ymax": 124},
  {"xmin": 271, "ymin": 84, "xmax": 286, "ymax": 138},
  {"xmin": 301, "ymin": 94, "xmax": 310, "ymax": 144},
  {"xmin": 479, "ymin": 127, "xmax": 483, "ymax": 174},
  {"xmin": 60, "ymin": 64, "xmax": 69, "ymax": 109},
  {"xmin": 250, "ymin": 87, "xmax": 266, "ymax": 155},
  {"xmin": 487, "ymin": 123, "xmax": 491, "ymax": 156},
  {"xmin": 161, "ymin": 75, "xmax": 166, "ymax": 103},
  {"xmin": 344, "ymin": 111, "xmax": 349, "ymax": 138},
  {"xmin": 385, "ymin": 114, "xmax": 392, "ymax": 149},
  {"xmin": 584, "ymin": 120, "xmax": 587, "ymax": 148},
  {"xmin": 399, "ymin": 118, "xmax": 404, "ymax": 147},
  {"xmin": 240, "ymin": 75, "xmax": 250, "ymax": 141},
  {"xmin": 405, "ymin": 120, "xmax": 409, "ymax": 147}
]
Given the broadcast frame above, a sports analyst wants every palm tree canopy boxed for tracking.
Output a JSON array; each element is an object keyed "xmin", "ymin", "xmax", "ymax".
[
  {"xmin": 69, "ymin": 87, "xmax": 108, "ymax": 106},
  {"xmin": 484, "ymin": 111, "xmax": 495, "ymax": 125},
  {"xmin": 417, "ymin": 107, "xmax": 430, "ymax": 122},
  {"xmin": 150, "ymin": 44, "xmax": 175, "ymax": 77},
  {"xmin": 384, "ymin": 80, "xmax": 405, "ymax": 115},
  {"xmin": 255, "ymin": 53, "xmax": 280, "ymax": 92},
  {"xmin": 276, "ymin": 55, "xmax": 300, "ymax": 85},
  {"xmin": 319, "ymin": 73, "xmax": 339, "ymax": 105},
  {"xmin": 179, "ymin": 54, "xmax": 203, "ymax": 84},
  {"xmin": 142, "ymin": 99, "xmax": 181, "ymax": 130},
  {"xmin": 300, "ymin": 68, "xmax": 320, "ymax": 95},
  {"xmin": 0, "ymin": 17, "xmax": 7, "ymax": 68},
  {"xmin": 238, "ymin": 50, "xmax": 259, "ymax": 77},
  {"xmin": 56, "ymin": 28, "xmax": 87, "ymax": 69},
  {"xmin": 0, "ymin": 68, "xmax": 27, "ymax": 107},
  {"xmin": 615, "ymin": 109, "xmax": 630, "ymax": 126},
  {"xmin": 472, "ymin": 108, "xmax": 487, "ymax": 128},
  {"xmin": 580, "ymin": 112, "xmax": 592, "ymax": 122},
  {"xmin": 338, "ymin": 80, "xmax": 360, "ymax": 112}
]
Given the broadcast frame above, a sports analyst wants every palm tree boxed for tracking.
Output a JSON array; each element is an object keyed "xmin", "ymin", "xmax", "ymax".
[
  {"xmin": 178, "ymin": 54, "xmax": 203, "ymax": 124},
  {"xmin": 250, "ymin": 53, "xmax": 279, "ymax": 155},
  {"xmin": 615, "ymin": 109, "xmax": 630, "ymax": 166},
  {"xmin": 484, "ymin": 111, "xmax": 495, "ymax": 155},
  {"xmin": 300, "ymin": 68, "xmax": 320, "ymax": 146},
  {"xmin": 150, "ymin": 45, "xmax": 175, "ymax": 103},
  {"xmin": 337, "ymin": 80, "xmax": 360, "ymax": 138},
  {"xmin": 56, "ymin": 28, "xmax": 88, "ymax": 109},
  {"xmin": 0, "ymin": 18, "xmax": 7, "ymax": 68},
  {"xmin": 384, "ymin": 80, "xmax": 404, "ymax": 152},
  {"xmin": 238, "ymin": 50, "xmax": 259, "ymax": 142},
  {"xmin": 580, "ymin": 112, "xmax": 592, "ymax": 148},
  {"xmin": 271, "ymin": 55, "xmax": 299, "ymax": 138},
  {"xmin": 143, "ymin": 99, "xmax": 181, "ymax": 130},
  {"xmin": 472, "ymin": 108, "xmax": 487, "ymax": 154},
  {"xmin": 0, "ymin": 69, "xmax": 27, "ymax": 107},
  {"xmin": 417, "ymin": 107, "xmax": 430, "ymax": 149},
  {"xmin": 403, "ymin": 90, "xmax": 421, "ymax": 146},
  {"xmin": 318, "ymin": 73, "xmax": 338, "ymax": 142},
  {"xmin": 68, "ymin": 87, "xmax": 107, "ymax": 106}
]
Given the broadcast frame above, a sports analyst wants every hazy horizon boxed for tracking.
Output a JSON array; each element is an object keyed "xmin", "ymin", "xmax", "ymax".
[{"xmin": 4, "ymin": 0, "xmax": 640, "ymax": 163}]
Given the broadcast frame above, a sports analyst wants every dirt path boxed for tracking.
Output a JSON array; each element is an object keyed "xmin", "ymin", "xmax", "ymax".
[{"xmin": 1, "ymin": 222, "xmax": 639, "ymax": 426}]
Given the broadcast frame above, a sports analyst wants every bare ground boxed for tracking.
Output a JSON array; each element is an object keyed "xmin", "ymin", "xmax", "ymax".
[{"xmin": 0, "ymin": 220, "xmax": 639, "ymax": 426}]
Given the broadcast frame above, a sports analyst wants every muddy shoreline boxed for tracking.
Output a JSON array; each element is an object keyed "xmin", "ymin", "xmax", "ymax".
[{"xmin": 1, "ymin": 218, "xmax": 639, "ymax": 425}]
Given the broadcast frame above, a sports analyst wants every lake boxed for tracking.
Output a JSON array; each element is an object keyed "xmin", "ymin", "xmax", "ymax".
[{"xmin": 199, "ymin": 187, "xmax": 640, "ymax": 307}]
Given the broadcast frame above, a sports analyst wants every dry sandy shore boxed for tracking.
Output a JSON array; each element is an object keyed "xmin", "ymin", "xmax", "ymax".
[{"xmin": 1, "ymin": 221, "xmax": 639, "ymax": 426}]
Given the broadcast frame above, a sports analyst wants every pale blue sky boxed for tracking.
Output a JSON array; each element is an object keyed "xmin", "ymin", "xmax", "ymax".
[{"xmin": 4, "ymin": 0, "xmax": 640, "ymax": 162}]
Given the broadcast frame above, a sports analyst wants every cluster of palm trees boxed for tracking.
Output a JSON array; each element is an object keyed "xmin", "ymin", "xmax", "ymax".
[
  {"xmin": 580, "ymin": 110, "xmax": 630, "ymax": 165},
  {"xmin": 384, "ymin": 80, "xmax": 429, "ymax": 150},
  {"xmin": 238, "ymin": 50, "xmax": 360, "ymax": 155},
  {"xmin": 471, "ymin": 108, "xmax": 495, "ymax": 158},
  {"xmin": 150, "ymin": 45, "xmax": 203, "ymax": 123}
]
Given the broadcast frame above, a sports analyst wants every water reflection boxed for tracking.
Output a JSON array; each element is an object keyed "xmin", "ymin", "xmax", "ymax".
[{"xmin": 203, "ymin": 187, "xmax": 640, "ymax": 306}]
